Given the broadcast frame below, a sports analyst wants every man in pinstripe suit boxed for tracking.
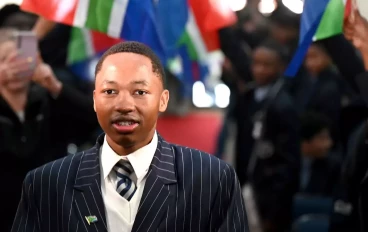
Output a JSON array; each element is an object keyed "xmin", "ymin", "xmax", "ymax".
[{"xmin": 12, "ymin": 42, "xmax": 248, "ymax": 232}]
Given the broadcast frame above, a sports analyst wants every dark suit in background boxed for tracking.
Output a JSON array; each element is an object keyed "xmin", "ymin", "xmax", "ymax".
[
  {"xmin": 0, "ymin": 83, "xmax": 97, "ymax": 231},
  {"xmin": 301, "ymin": 154, "xmax": 341, "ymax": 197},
  {"xmin": 320, "ymin": 36, "xmax": 368, "ymax": 232},
  {"xmin": 235, "ymin": 85, "xmax": 300, "ymax": 231},
  {"xmin": 12, "ymin": 135, "xmax": 248, "ymax": 232},
  {"xmin": 330, "ymin": 121, "xmax": 367, "ymax": 232},
  {"xmin": 286, "ymin": 68, "xmax": 343, "ymax": 147}
]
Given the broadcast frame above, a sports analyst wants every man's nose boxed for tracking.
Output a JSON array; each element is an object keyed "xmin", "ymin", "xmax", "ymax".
[{"xmin": 114, "ymin": 92, "xmax": 135, "ymax": 113}]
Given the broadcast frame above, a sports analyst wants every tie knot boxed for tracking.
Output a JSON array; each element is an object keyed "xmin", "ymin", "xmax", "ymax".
[
  {"xmin": 114, "ymin": 160, "xmax": 137, "ymax": 201},
  {"xmin": 114, "ymin": 160, "xmax": 134, "ymax": 176}
]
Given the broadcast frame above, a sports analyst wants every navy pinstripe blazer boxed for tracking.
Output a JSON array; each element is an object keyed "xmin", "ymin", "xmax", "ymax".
[{"xmin": 12, "ymin": 134, "xmax": 249, "ymax": 232}]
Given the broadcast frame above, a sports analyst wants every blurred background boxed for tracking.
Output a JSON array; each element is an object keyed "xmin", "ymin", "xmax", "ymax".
[
  {"xmin": 0, "ymin": 0, "xmax": 306, "ymax": 156},
  {"xmin": 2, "ymin": 0, "xmax": 368, "ymax": 231}
]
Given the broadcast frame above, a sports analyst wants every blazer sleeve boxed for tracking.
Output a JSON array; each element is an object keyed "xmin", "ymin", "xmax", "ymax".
[
  {"xmin": 211, "ymin": 164, "xmax": 249, "ymax": 232},
  {"xmin": 11, "ymin": 172, "xmax": 41, "ymax": 232}
]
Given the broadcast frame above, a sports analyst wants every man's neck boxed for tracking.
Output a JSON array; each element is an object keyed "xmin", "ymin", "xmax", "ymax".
[{"xmin": 107, "ymin": 129, "xmax": 156, "ymax": 156}]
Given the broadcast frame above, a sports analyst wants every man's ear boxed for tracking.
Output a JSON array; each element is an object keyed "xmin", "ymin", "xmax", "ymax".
[
  {"xmin": 159, "ymin": 89, "xmax": 169, "ymax": 113},
  {"xmin": 93, "ymin": 90, "xmax": 96, "ymax": 112}
]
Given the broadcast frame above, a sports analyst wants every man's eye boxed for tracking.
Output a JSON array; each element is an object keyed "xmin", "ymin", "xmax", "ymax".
[
  {"xmin": 103, "ymin": 89, "xmax": 116, "ymax": 94},
  {"xmin": 134, "ymin": 90, "xmax": 147, "ymax": 95}
]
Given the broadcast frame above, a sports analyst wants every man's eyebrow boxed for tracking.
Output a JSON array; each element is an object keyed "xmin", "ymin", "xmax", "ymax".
[
  {"xmin": 102, "ymin": 80, "xmax": 118, "ymax": 85},
  {"xmin": 130, "ymin": 80, "xmax": 149, "ymax": 86}
]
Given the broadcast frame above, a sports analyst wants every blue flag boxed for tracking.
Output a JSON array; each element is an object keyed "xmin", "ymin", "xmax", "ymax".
[
  {"xmin": 154, "ymin": 0, "xmax": 189, "ymax": 60},
  {"xmin": 284, "ymin": 0, "xmax": 330, "ymax": 77}
]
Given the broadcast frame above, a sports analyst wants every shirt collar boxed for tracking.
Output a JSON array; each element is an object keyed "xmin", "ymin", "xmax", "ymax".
[
  {"xmin": 254, "ymin": 85, "xmax": 271, "ymax": 102},
  {"xmin": 100, "ymin": 131, "xmax": 158, "ymax": 184}
]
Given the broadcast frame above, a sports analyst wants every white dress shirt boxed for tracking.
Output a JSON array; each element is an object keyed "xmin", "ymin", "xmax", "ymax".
[
  {"xmin": 100, "ymin": 132, "xmax": 158, "ymax": 232},
  {"xmin": 254, "ymin": 85, "xmax": 270, "ymax": 102}
]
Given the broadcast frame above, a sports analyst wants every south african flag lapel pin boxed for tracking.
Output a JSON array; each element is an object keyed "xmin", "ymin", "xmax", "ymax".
[{"xmin": 85, "ymin": 215, "xmax": 98, "ymax": 225}]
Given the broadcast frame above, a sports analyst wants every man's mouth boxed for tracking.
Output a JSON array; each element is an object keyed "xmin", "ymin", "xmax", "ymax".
[
  {"xmin": 115, "ymin": 121, "xmax": 137, "ymax": 126},
  {"xmin": 112, "ymin": 120, "xmax": 139, "ymax": 133}
]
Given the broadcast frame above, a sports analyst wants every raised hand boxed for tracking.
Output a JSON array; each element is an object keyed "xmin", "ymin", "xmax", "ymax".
[
  {"xmin": 0, "ymin": 41, "xmax": 34, "ymax": 93},
  {"xmin": 344, "ymin": 9, "xmax": 368, "ymax": 53},
  {"xmin": 32, "ymin": 62, "xmax": 62, "ymax": 96}
]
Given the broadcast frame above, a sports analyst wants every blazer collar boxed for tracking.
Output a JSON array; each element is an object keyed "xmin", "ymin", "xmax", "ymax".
[
  {"xmin": 73, "ymin": 134, "xmax": 107, "ymax": 231},
  {"xmin": 74, "ymin": 134, "xmax": 104, "ymax": 189},
  {"xmin": 132, "ymin": 134, "xmax": 177, "ymax": 232},
  {"xmin": 150, "ymin": 134, "xmax": 177, "ymax": 184},
  {"xmin": 74, "ymin": 133, "xmax": 177, "ymax": 188},
  {"xmin": 73, "ymin": 133, "xmax": 177, "ymax": 232}
]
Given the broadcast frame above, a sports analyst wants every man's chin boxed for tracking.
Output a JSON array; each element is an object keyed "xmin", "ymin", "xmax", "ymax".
[{"xmin": 110, "ymin": 133, "xmax": 137, "ymax": 148}]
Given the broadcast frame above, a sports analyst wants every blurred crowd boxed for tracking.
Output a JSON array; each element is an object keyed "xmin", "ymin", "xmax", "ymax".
[
  {"xmin": 216, "ymin": 4, "xmax": 368, "ymax": 232},
  {"xmin": 2, "ymin": 1, "xmax": 368, "ymax": 232}
]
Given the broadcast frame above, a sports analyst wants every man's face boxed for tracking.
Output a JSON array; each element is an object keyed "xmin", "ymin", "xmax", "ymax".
[
  {"xmin": 0, "ymin": 40, "xmax": 32, "ymax": 92},
  {"xmin": 94, "ymin": 52, "xmax": 169, "ymax": 152},
  {"xmin": 270, "ymin": 23, "xmax": 298, "ymax": 45},
  {"xmin": 304, "ymin": 129, "xmax": 333, "ymax": 158},
  {"xmin": 304, "ymin": 45, "xmax": 332, "ymax": 76},
  {"xmin": 251, "ymin": 47, "xmax": 283, "ymax": 86}
]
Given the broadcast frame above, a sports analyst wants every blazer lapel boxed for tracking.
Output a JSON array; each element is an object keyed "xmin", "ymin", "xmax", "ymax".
[
  {"xmin": 132, "ymin": 135, "xmax": 177, "ymax": 232},
  {"xmin": 73, "ymin": 135, "xmax": 107, "ymax": 232}
]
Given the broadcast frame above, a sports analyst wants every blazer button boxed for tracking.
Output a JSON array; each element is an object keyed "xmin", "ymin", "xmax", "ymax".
[{"xmin": 21, "ymin": 136, "xmax": 27, "ymax": 142}]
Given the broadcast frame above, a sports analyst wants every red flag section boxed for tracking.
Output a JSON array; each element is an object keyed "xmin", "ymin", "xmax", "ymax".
[
  {"xmin": 21, "ymin": 0, "xmax": 78, "ymax": 25},
  {"xmin": 91, "ymin": 30, "xmax": 122, "ymax": 53},
  {"xmin": 189, "ymin": 0, "xmax": 237, "ymax": 51},
  {"xmin": 204, "ymin": 0, "xmax": 238, "ymax": 31}
]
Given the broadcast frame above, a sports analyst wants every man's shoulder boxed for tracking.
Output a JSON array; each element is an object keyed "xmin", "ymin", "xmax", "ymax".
[
  {"xmin": 169, "ymin": 143, "xmax": 232, "ymax": 172},
  {"xmin": 26, "ymin": 147, "xmax": 95, "ymax": 185},
  {"xmin": 272, "ymin": 88, "xmax": 298, "ymax": 113}
]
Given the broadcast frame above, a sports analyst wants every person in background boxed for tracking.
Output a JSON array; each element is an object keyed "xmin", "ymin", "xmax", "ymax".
[
  {"xmin": 236, "ymin": 8, "xmax": 270, "ymax": 50},
  {"xmin": 214, "ymin": 56, "xmax": 248, "ymax": 159},
  {"xmin": 304, "ymin": 41, "xmax": 358, "ymax": 144},
  {"xmin": 0, "ymin": 4, "xmax": 99, "ymax": 145},
  {"xmin": 0, "ymin": 4, "xmax": 91, "ymax": 91},
  {"xmin": 300, "ymin": 42, "xmax": 344, "ymax": 147},
  {"xmin": 0, "ymin": 29, "xmax": 97, "ymax": 231},
  {"xmin": 329, "ymin": 8, "xmax": 368, "ymax": 232},
  {"xmin": 235, "ymin": 39, "xmax": 300, "ymax": 232},
  {"xmin": 299, "ymin": 111, "xmax": 341, "ymax": 197},
  {"xmin": 319, "ymin": 9, "xmax": 368, "ymax": 157},
  {"xmin": 0, "ymin": 4, "xmax": 37, "ymax": 30},
  {"xmin": 268, "ymin": 5, "xmax": 300, "ymax": 48},
  {"xmin": 12, "ymin": 41, "xmax": 248, "ymax": 232},
  {"xmin": 329, "ymin": 120, "xmax": 366, "ymax": 232},
  {"xmin": 305, "ymin": 42, "xmax": 354, "ymax": 106}
]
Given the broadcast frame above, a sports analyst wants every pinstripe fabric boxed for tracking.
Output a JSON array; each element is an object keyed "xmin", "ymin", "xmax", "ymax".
[{"xmin": 12, "ymin": 134, "xmax": 249, "ymax": 232}]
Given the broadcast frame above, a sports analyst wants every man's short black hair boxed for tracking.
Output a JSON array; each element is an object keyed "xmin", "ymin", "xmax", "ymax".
[
  {"xmin": 257, "ymin": 39, "xmax": 291, "ymax": 64},
  {"xmin": 301, "ymin": 111, "xmax": 331, "ymax": 141},
  {"xmin": 310, "ymin": 41, "xmax": 329, "ymax": 54},
  {"xmin": 0, "ymin": 4, "xmax": 20, "ymax": 27},
  {"xmin": 95, "ymin": 41, "xmax": 166, "ymax": 87},
  {"xmin": 269, "ymin": 5, "xmax": 301, "ymax": 30},
  {"xmin": 0, "ymin": 4, "xmax": 37, "ymax": 28}
]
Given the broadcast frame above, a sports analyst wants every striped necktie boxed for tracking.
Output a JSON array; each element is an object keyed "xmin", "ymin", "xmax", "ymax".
[{"xmin": 113, "ymin": 160, "xmax": 137, "ymax": 201}]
